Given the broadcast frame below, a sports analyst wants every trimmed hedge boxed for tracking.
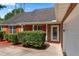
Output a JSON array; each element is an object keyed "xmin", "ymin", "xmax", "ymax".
[
  {"xmin": 4, "ymin": 33, "xmax": 18, "ymax": 45},
  {"xmin": 4, "ymin": 33, "xmax": 12, "ymax": 41},
  {"xmin": 4, "ymin": 33, "xmax": 9, "ymax": 41},
  {"xmin": 4, "ymin": 31, "xmax": 46, "ymax": 48},
  {"xmin": 9, "ymin": 33, "xmax": 18, "ymax": 45},
  {"xmin": 17, "ymin": 31, "xmax": 46, "ymax": 48},
  {"xmin": 17, "ymin": 31, "xmax": 27, "ymax": 42}
]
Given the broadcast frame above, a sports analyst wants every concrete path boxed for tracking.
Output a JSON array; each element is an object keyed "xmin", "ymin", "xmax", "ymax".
[{"xmin": 0, "ymin": 43, "xmax": 63, "ymax": 56}]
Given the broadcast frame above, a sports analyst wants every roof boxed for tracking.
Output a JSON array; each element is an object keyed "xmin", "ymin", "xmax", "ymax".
[{"xmin": 3, "ymin": 8, "xmax": 56, "ymax": 24}]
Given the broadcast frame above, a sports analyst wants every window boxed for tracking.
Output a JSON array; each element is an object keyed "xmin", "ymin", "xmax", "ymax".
[
  {"xmin": 53, "ymin": 27, "xmax": 57, "ymax": 39},
  {"xmin": 34, "ymin": 25, "xmax": 37, "ymax": 30},
  {"xmin": 38, "ymin": 25, "xmax": 41, "ymax": 30},
  {"xmin": 51, "ymin": 25, "xmax": 59, "ymax": 41},
  {"xmin": 34, "ymin": 25, "xmax": 41, "ymax": 30},
  {"xmin": 8, "ymin": 26, "xmax": 12, "ymax": 33},
  {"xmin": 8, "ymin": 26, "xmax": 16, "ymax": 33}
]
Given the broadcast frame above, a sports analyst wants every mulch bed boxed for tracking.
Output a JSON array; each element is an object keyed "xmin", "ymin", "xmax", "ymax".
[
  {"xmin": 0, "ymin": 40, "xmax": 23, "ymax": 47},
  {"xmin": 0, "ymin": 40, "xmax": 50, "ymax": 50},
  {"xmin": 0, "ymin": 40, "xmax": 11, "ymax": 46}
]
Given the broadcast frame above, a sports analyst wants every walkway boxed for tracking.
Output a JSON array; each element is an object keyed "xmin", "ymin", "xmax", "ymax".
[{"xmin": 0, "ymin": 41, "xmax": 63, "ymax": 56}]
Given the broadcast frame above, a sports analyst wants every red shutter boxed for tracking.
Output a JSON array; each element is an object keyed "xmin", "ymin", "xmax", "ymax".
[
  {"xmin": 6, "ymin": 26, "xmax": 8, "ymax": 33},
  {"xmin": 16, "ymin": 26, "xmax": 20, "ymax": 33}
]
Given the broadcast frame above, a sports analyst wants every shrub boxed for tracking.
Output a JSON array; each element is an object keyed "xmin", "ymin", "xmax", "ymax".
[
  {"xmin": 4, "ymin": 33, "xmax": 9, "ymax": 41},
  {"xmin": 9, "ymin": 33, "xmax": 18, "ymax": 45},
  {"xmin": 4, "ymin": 33, "xmax": 12, "ymax": 41},
  {"xmin": 0, "ymin": 31, "xmax": 5, "ymax": 40},
  {"xmin": 4, "ymin": 33, "xmax": 18, "ymax": 44},
  {"xmin": 17, "ymin": 31, "xmax": 46, "ymax": 48},
  {"xmin": 17, "ymin": 31, "xmax": 27, "ymax": 42}
]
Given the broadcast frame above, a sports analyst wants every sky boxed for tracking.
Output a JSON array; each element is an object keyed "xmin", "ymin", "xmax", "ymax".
[{"xmin": 0, "ymin": 3, "xmax": 55, "ymax": 18}]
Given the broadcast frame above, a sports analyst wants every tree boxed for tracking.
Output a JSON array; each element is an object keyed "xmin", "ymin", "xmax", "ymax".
[
  {"xmin": 0, "ymin": 17, "xmax": 4, "ymax": 20},
  {"xmin": 4, "ymin": 12, "xmax": 14, "ymax": 20},
  {"xmin": 0, "ymin": 17, "xmax": 4, "ymax": 23},
  {"xmin": 12, "ymin": 8, "xmax": 24, "ymax": 14},
  {"xmin": 0, "ymin": 4, "xmax": 6, "ymax": 9},
  {"xmin": 4, "ymin": 8, "xmax": 24, "ymax": 20}
]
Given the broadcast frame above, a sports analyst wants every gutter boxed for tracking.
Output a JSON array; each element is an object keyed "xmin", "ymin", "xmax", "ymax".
[{"xmin": 62, "ymin": 3, "xmax": 77, "ymax": 23}]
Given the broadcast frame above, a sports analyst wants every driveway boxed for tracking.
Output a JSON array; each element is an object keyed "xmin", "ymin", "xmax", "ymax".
[{"xmin": 0, "ymin": 42, "xmax": 63, "ymax": 56}]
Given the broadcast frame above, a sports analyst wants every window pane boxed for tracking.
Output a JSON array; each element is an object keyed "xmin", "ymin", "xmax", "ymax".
[
  {"xmin": 8, "ymin": 26, "xmax": 12, "ymax": 33},
  {"xmin": 38, "ymin": 25, "xmax": 41, "ymax": 30},
  {"xmin": 13, "ymin": 26, "xmax": 16, "ymax": 33},
  {"xmin": 53, "ymin": 27, "xmax": 57, "ymax": 39},
  {"xmin": 34, "ymin": 25, "xmax": 37, "ymax": 30}
]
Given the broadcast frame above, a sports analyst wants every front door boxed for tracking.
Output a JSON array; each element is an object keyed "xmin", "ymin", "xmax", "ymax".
[{"xmin": 51, "ymin": 25, "xmax": 59, "ymax": 42}]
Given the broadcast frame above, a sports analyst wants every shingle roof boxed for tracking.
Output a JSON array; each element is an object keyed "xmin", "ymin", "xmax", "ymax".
[{"xmin": 3, "ymin": 8, "xmax": 56, "ymax": 24}]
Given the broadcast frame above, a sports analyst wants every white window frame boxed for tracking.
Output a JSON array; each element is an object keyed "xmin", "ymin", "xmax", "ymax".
[
  {"xmin": 51, "ymin": 25, "xmax": 59, "ymax": 41},
  {"xmin": 8, "ymin": 26, "xmax": 12, "ymax": 33},
  {"xmin": 32, "ymin": 25, "xmax": 34, "ymax": 31},
  {"xmin": 46, "ymin": 24, "xmax": 48, "ymax": 41},
  {"xmin": 8, "ymin": 26, "xmax": 16, "ymax": 33}
]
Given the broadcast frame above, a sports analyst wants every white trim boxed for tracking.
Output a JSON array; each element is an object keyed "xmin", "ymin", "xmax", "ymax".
[
  {"xmin": 21, "ymin": 25, "xmax": 23, "ymax": 31},
  {"xmin": 46, "ymin": 24, "xmax": 48, "ymax": 41},
  {"xmin": 12, "ymin": 26, "xmax": 13, "ymax": 34},
  {"xmin": 32, "ymin": 25, "xmax": 34, "ymax": 31},
  {"xmin": 0, "ymin": 21, "xmax": 61, "ymax": 25},
  {"xmin": 36, "ymin": 24, "xmax": 39, "ymax": 30},
  {"xmin": 51, "ymin": 25, "xmax": 59, "ymax": 41}
]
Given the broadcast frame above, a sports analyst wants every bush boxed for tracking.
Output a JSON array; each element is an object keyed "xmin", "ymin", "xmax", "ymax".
[
  {"xmin": 9, "ymin": 33, "xmax": 18, "ymax": 45},
  {"xmin": 4, "ymin": 33, "xmax": 18, "ymax": 45},
  {"xmin": 17, "ymin": 31, "xmax": 46, "ymax": 48},
  {"xmin": 4, "ymin": 33, "xmax": 12, "ymax": 41},
  {"xmin": 17, "ymin": 31, "xmax": 27, "ymax": 42},
  {"xmin": 0, "ymin": 31, "xmax": 5, "ymax": 40},
  {"xmin": 4, "ymin": 33, "xmax": 9, "ymax": 41}
]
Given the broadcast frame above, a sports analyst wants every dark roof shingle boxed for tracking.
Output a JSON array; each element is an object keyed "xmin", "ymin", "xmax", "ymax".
[{"xmin": 3, "ymin": 8, "xmax": 56, "ymax": 24}]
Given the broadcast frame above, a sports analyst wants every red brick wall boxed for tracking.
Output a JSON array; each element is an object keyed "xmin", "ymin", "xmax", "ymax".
[
  {"xmin": 24, "ymin": 25, "xmax": 32, "ymax": 31},
  {"xmin": 47, "ymin": 24, "xmax": 51, "ymax": 42},
  {"xmin": 41, "ymin": 24, "xmax": 46, "ymax": 31}
]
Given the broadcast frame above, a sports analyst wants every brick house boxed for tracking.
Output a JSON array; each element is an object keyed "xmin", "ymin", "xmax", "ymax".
[
  {"xmin": 1, "ymin": 3, "xmax": 79, "ymax": 55},
  {"xmin": 0, "ymin": 8, "xmax": 62, "ymax": 43}
]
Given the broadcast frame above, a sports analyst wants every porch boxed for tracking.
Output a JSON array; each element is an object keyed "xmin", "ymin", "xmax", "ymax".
[{"xmin": 0, "ymin": 23, "xmax": 63, "ymax": 43}]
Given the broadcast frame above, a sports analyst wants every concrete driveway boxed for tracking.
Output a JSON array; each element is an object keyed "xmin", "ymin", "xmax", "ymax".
[{"xmin": 0, "ymin": 43, "xmax": 63, "ymax": 56}]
